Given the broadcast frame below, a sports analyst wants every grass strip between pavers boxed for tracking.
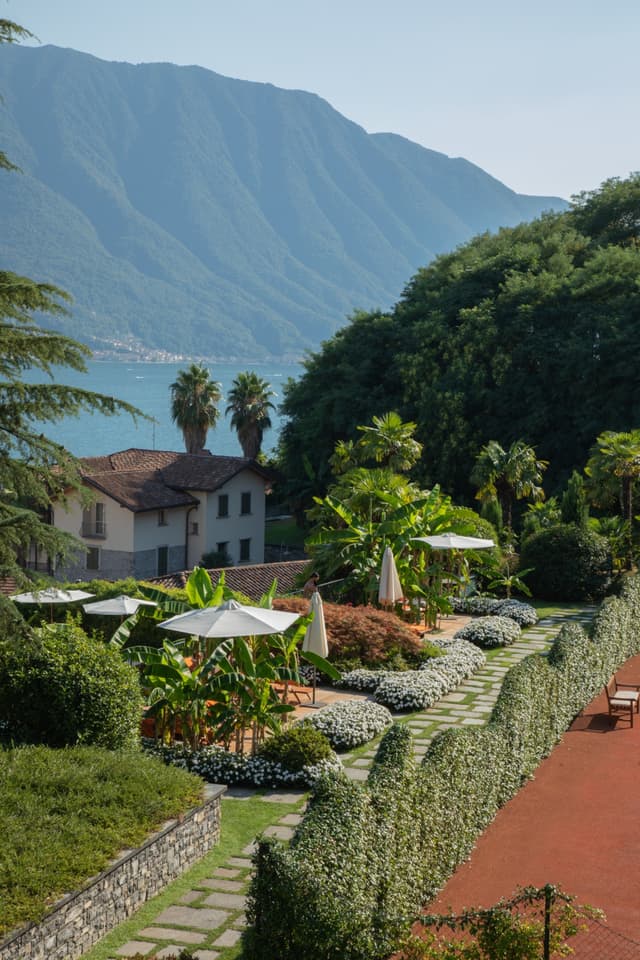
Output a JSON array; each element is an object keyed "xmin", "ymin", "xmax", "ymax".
[{"xmin": 80, "ymin": 794, "xmax": 303, "ymax": 960}]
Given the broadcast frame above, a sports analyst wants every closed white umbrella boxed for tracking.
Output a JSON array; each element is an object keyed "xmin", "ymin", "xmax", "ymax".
[
  {"xmin": 159, "ymin": 598, "xmax": 300, "ymax": 638},
  {"xmin": 412, "ymin": 533, "xmax": 495, "ymax": 550},
  {"xmin": 82, "ymin": 594, "xmax": 157, "ymax": 617},
  {"xmin": 302, "ymin": 591, "xmax": 329, "ymax": 705},
  {"xmin": 378, "ymin": 546, "xmax": 403, "ymax": 606}
]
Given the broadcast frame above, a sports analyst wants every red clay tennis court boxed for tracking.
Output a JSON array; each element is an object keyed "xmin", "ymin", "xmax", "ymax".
[{"xmin": 428, "ymin": 653, "xmax": 640, "ymax": 956}]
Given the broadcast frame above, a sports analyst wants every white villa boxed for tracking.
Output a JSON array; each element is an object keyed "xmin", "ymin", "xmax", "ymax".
[{"xmin": 51, "ymin": 448, "xmax": 271, "ymax": 581}]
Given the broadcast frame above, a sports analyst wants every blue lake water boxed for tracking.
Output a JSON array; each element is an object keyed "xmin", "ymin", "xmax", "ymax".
[{"xmin": 23, "ymin": 360, "xmax": 303, "ymax": 458}]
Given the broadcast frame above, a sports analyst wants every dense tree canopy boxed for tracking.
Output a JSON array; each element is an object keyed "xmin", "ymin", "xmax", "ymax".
[
  {"xmin": 226, "ymin": 371, "xmax": 275, "ymax": 459},
  {"xmin": 279, "ymin": 176, "xmax": 640, "ymax": 511}
]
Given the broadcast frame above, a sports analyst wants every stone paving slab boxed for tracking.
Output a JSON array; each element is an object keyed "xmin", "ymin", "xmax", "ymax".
[
  {"xmin": 279, "ymin": 812, "xmax": 304, "ymax": 825},
  {"xmin": 199, "ymin": 877, "xmax": 246, "ymax": 892},
  {"xmin": 213, "ymin": 927, "xmax": 243, "ymax": 947},
  {"xmin": 214, "ymin": 866, "xmax": 241, "ymax": 878},
  {"xmin": 202, "ymin": 891, "xmax": 247, "ymax": 910},
  {"xmin": 155, "ymin": 906, "xmax": 230, "ymax": 930},
  {"xmin": 117, "ymin": 942, "xmax": 156, "ymax": 956},
  {"xmin": 157, "ymin": 950, "xmax": 219, "ymax": 960},
  {"xmin": 344, "ymin": 766, "xmax": 369, "ymax": 780},
  {"xmin": 180, "ymin": 890, "xmax": 201, "ymax": 904},
  {"xmin": 260, "ymin": 789, "xmax": 307, "ymax": 803},
  {"xmin": 227, "ymin": 856, "xmax": 252, "ymax": 868},
  {"xmin": 138, "ymin": 927, "xmax": 206, "ymax": 943},
  {"xmin": 264, "ymin": 824, "xmax": 295, "ymax": 839}
]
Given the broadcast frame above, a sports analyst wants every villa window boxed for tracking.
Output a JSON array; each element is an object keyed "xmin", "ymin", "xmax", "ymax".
[
  {"xmin": 240, "ymin": 491, "xmax": 252, "ymax": 515},
  {"xmin": 157, "ymin": 545, "xmax": 168, "ymax": 577},
  {"xmin": 190, "ymin": 521, "xmax": 199, "ymax": 536},
  {"xmin": 158, "ymin": 509, "xmax": 168, "ymax": 526},
  {"xmin": 217, "ymin": 541, "xmax": 229, "ymax": 555},
  {"xmin": 218, "ymin": 493, "xmax": 229, "ymax": 518},
  {"xmin": 86, "ymin": 547, "xmax": 100, "ymax": 571},
  {"xmin": 239, "ymin": 538, "xmax": 251, "ymax": 563},
  {"xmin": 82, "ymin": 502, "xmax": 106, "ymax": 538}
]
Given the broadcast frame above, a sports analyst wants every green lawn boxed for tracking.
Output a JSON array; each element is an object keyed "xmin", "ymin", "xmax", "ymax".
[{"xmin": 264, "ymin": 517, "xmax": 306, "ymax": 549}]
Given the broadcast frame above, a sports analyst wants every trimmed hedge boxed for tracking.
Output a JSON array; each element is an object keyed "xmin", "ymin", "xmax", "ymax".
[
  {"xmin": 303, "ymin": 700, "xmax": 393, "ymax": 750},
  {"xmin": 454, "ymin": 615, "xmax": 521, "ymax": 648},
  {"xmin": 246, "ymin": 576, "xmax": 640, "ymax": 960},
  {"xmin": 520, "ymin": 523, "xmax": 611, "ymax": 600},
  {"xmin": 0, "ymin": 621, "xmax": 142, "ymax": 749}
]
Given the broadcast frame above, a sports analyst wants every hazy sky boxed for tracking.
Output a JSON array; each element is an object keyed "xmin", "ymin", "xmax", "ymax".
[{"xmin": 14, "ymin": 0, "xmax": 640, "ymax": 199}]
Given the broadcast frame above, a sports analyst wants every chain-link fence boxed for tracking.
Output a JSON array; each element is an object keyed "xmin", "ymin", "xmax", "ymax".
[{"xmin": 570, "ymin": 916, "xmax": 640, "ymax": 959}]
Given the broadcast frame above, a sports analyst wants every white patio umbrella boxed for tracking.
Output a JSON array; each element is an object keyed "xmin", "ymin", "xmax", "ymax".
[
  {"xmin": 159, "ymin": 598, "xmax": 301, "ymax": 638},
  {"xmin": 302, "ymin": 591, "xmax": 329, "ymax": 705},
  {"xmin": 378, "ymin": 546, "xmax": 404, "ymax": 607},
  {"xmin": 412, "ymin": 533, "xmax": 495, "ymax": 550},
  {"xmin": 82, "ymin": 595, "xmax": 157, "ymax": 617},
  {"xmin": 11, "ymin": 587, "xmax": 95, "ymax": 622}
]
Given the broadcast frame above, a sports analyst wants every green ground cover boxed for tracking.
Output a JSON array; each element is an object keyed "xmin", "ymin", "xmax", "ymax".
[
  {"xmin": 264, "ymin": 518, "xmax": 306, "ymax": 549},
  {"xmin": 0, "ymin": 746, "xmax": 203, "ymax": 938}
]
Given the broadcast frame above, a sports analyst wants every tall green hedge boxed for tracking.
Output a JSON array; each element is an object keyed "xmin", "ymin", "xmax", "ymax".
[{"xmin": 246, "ymin": 576, "xmax": 640, "ymax": 960}]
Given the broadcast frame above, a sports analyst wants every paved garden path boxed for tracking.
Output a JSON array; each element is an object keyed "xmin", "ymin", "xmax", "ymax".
[{"xmin": 96, "ymin": 605, "xmax": 593, "ymax": 960}]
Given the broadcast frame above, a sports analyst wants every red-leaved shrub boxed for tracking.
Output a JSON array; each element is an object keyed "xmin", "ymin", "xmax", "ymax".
[{"xmin": 273, "ymin": 597, "xmax": 422, "ymax": 666}]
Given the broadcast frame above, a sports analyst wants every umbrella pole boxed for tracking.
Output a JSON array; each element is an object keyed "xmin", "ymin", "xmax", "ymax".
[{"xmin": 312, "ymin": 666, "xmax": 317, "ymax": 705}]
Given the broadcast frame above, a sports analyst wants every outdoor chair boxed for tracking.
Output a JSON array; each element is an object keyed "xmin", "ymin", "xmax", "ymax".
[{"xmin": 604, "ymin": 677, "xmax": 640, "ymax": 727}]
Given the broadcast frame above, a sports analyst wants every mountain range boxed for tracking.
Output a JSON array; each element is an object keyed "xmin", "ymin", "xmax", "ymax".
[{"xmin": 0, "ymin": 44, "xmax": 567, "ymax": 359}]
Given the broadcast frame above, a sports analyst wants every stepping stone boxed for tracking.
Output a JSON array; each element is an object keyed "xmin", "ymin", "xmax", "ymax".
[
  {"xmin": 344, "ymin": 766, "xmax": 369, "ymax": 781},
  {"xmin": 213, "ymin": 928, "xmax": 243, "ymax": 948},
  {"xmin": 440, "ymin": 692, "xmax": 466, "ymax": 702},
  {"xmin": 117, "ymin": 942, "xmax": 156, "ymax": 956},
  {"xmin": 214, "ymin": 866, "xmax": 241, "ymax": 878},
  {"xmin": 224, "ymin": 786, "xmax": 255, "ymax": 799},
  {"xmin": 264, "ymin": 824, "xmax": 295, "ymax": 840},
  {"xmin": 203, "ymin": 891, "xmax": 247, "ymax": 910},
  {"xmin": 242, "ymin": 841, "xmax": 257, "ymax": 856},
  {"xmin": 228, "ymin": 856, "xmax": 252, "ymax": 868},
  {"xmin": 461, "ymin": 717, "xmax": 485, "ymax": 725},
  {"xmin": 352, "ymin": 758, "xmax": 372, "ymax": 767},
  {"xmin": 232, "ymin": 914, "xmax": 248, "ymax": 928},
  {"xmin": 180, "ymin": 890, "xmax": 201, "ymax": 904},
  {"xmin": 413, "ymin": 744, "xmax": 429, "ymax": 755},
  {"xmin": 260, "ymin": 789, "xmax": 307, "ymax": 803},
  {"xmin": 138, "ymin": 928, "xmax": 206, "ymax": 944},
  {"xmin": 154, "ymin": 906, "xmax": 230, "ymax": 930},
  {"xmin": 279, "ymin": 813, "xmax": 303, "ymax": 825},
  {"xmin": 200, "ymin": 877, "xmax": 246, "ymax": 892}
]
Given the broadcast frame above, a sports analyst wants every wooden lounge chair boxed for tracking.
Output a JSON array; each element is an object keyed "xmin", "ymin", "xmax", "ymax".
[
  {"xmin": 272, "ymin": 682, "xmax": 312, "ymax": 705},
  {"xmin": 604, "ymin": 677, "xmax": 640, "ymax": 726}
]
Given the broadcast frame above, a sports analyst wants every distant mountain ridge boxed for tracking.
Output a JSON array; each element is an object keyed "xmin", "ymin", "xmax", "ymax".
[{"xmin": 0, "ymin": 45, "xmax": 567, "ymax": 358}]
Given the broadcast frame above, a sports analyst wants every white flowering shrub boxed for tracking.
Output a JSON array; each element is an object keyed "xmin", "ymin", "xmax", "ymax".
[
  {"xmin": 450, "ymin": 595, "xmax": 501, "ymax": 615},
  {"xmin": 454, "ymin": 615, "xmax": 521, "ymax": 648},
  {"xmin": 338, "ymin": 638, "xmax": 485, "ymax": 712},
  {"xmin": 141, "ymin": 738, "xmax": 342, "ymax": 789},
  {"xmin": 494, "ymin": 599, "xmax": 539, "ymax": 626},
  {"xmin": 303, "ymin": 700, "xmax": 393, "ymax": 750}
]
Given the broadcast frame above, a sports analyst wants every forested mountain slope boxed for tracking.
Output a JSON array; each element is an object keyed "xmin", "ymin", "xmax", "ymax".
[{"xmin": 0, "ymin": 44, "xmax": 565, "ymax": 358}]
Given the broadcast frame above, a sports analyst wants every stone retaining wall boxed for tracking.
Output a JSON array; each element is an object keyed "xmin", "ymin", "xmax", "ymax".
[{"xmin": 0, "ymin": 783, "xmax": 226, "ymax": 960}]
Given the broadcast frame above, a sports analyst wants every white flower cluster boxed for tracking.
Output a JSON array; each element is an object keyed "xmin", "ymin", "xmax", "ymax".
[
  {"xmin": 337, "ymin": 639, "xmax": 486, "ymax": 712},
  {"xmin": 494, "ymin": 599, "xmax": 539, "ymax": 626},
  {"xmin": 454, "ymin": 615, "xmax": 521, "ymax": 648},
  {"xmin": 303, "ymin": 699, "xmax": 393, "ymax": 750},
  {"xmin": 450, "ymin": 595, "xmax": 502, "ymax": 615},
  {"xmin": 141, "ymin": 738, "xmax": 342, "ymax": 788}
]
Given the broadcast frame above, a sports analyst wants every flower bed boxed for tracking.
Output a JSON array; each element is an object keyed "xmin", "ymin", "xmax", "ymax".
[
  {"xmin": 338, "ymin": 639, "xmax": 486, "ymax": 711},
  {"xmin": 450, "ymin": 596, "xmax": 502, "ymax": 616},
  {"xmin": 494, "ymin": 599, "xmax": 539, "ymax": 626},
  {"xmin": 454, "ymin": 615, "xmax": 521, "ymax": 648},
  {"xmin": 303, "ymin": 700, "xmax": 393, "ymax": 750},
  {"xmin": 141, "ymin": 739, "xmax": 342, "ymax": 789}
]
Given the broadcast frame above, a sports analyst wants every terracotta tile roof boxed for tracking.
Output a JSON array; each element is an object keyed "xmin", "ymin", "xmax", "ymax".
[
  {"xmin": 149, "ymin": 560, "xmax": 309, "ymax": 602},
  {"xmin": 0, "ymin": 575, "xmax": 18, "ymax": 597},
  {"xmin": 78, "ymin": 448, "xmax": 270, "ymax": 512},
  {"xmin": 85, "ymin": 471, "xmax": 199, "ymax": 512}
]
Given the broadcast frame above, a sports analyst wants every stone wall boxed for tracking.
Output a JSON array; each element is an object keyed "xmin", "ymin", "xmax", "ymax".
[{"xmin": 0, "ymin": 783, "xmax": 226, "ymax": 960}]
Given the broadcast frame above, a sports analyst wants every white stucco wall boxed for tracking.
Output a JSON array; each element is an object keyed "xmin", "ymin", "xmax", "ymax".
[
  {"xmin": 53, "ymin": 493, "xmax": 134, "ymax": 551},
  {"xmin": 201, "ymin": 470, "xmax": 266, "ymax": 566}
]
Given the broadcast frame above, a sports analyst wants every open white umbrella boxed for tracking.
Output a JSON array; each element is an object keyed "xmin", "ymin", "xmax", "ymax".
[
  {"xmin": 159, "ymin": 598, "xmax": 300, "ymax": 638},
  {"xmin": 302, "ymin": 591, "xmax": 329, "ymax": 705},
  {"xmin": 378, "ymin": 546, "xmax": 403, "ymax": 606},
  {"xmin": 412, "ymin": 533, "xmax": 495, "ymax": 550},
  {"xmin": 11, "ymin": 587, "xmax": 95, "ymax": 622},
  {"xmin": 82, "ymin": 595, "xmax": 157, "ymax": 617}
]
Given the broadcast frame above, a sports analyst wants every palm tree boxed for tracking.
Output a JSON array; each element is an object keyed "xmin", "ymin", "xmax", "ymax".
[
  {"xmin": 585, "ymin": 429, "xmax": 640, "ymax": 567},
  {"xmin": 356, "ymin": 412, "xmax": 422, "ymax": 472},
  {"xmin": 170, "ymin": 363, "xmax": 221, "ymax": 454},
  {"xmin": 471, "ymin": 439, "xmax": 547, "ymax": 533},
  {"xmin": 225, "ymin": 371, "xmax": 275, "ymax": 459}
]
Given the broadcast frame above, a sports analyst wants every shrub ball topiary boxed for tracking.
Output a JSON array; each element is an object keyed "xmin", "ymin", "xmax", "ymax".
[
  {"xmin": 520, "ymin": 523, "xmax": 612, "ymax": 600},
  {"xmin": 493, "ymin": 599, "xmax": 539, "ymax": 626},
  {"xmin": 454, "ymin": 615, "xmax": 521, "ymax": 648},
  {"xmin": 257, "ymin": 724, "xmax": 334, "ymax": 772},
  {"xmin": 0, "ymin": 621, "xmax": 143, "ymax": 749}
]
